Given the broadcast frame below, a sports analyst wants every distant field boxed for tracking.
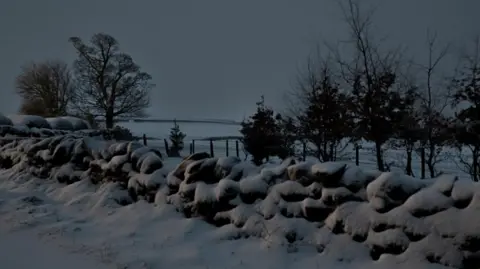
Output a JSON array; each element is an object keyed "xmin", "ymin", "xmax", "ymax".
[
  {"xmin": 118, "ymin": 120, "xmax": 241, "ymax": 140},
  {"xmin": 112, "ymin": 118, "xmax": 242, "ymax": 125}
]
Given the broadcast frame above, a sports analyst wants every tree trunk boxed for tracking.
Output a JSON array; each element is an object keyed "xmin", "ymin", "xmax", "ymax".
[
  {"xmin": 406, "ymin": 147, "xmax": 413, "ymax": 176},
  {"xmin": 355, "ymin": 144, "xmax": 359, "ymax": 166},
  {"xmin": 375, "ymin": 141, "xmax": 385, "ymax": 172},
  {"xmin": 315, "ymin": 142, "xmax": 322, "ymax": 161},
  {"xmin": 209, "ymin": 139, "xmax": 214, "ymax": 157},
  {"xmin": 225, "ymin": 140, "xmax": 229, "ymax": 157},
  {"xmin": 105, "ymin": 109, "xmax": 114, "ymax": 129},
  {"xmin": 164, "ymin": 139, "xmax": 170, "ymax": 156},
  {"xmin": 420, "ymin": 146, "xmax": 426, "ymax": 179},
  {"xmin": 427, "ymin": 144, "xmax": 435, "ymax": 178},
  {"xmin": 235, "ymin": 140, "xmax": 239, "ymax": 157},
  {"xmin": 473, "ymin": 147, "xmax": 479, "ymax": 182},
  {"xmin": 329, "ymin": 143, "xmax": 335, "ymax": 162},
  {"xmin": 428, "ymin": 162, "xmax": 435, "ymax": 178},
  {"xmin": 302, "ymin": 142, "xmax": 307, "ymax": 162}
]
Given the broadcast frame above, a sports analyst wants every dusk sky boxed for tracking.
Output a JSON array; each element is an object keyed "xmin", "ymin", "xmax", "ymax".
[{"xmin": 0, "ymin": 0, "xmax": 478, "ymax": 121}]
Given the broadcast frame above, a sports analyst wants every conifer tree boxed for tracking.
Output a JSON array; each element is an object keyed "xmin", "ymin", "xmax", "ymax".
[
  {"xmin": 169, "ymin": 119, "xmax": 186, "ymax": 157},
  {"xmin": 240, "ymin": 96, "xmax": 282, "ymax": 165}
]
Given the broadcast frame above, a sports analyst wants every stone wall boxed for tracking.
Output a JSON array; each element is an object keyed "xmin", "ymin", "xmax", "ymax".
[{"xmin": 0, "ymin": 135, "xmax": 478, "ymax": 268}]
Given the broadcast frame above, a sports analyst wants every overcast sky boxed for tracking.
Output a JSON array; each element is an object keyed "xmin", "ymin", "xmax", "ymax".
[{"xmin": 0, "ymin": 0, "xmax": 478, "ymax": 121}]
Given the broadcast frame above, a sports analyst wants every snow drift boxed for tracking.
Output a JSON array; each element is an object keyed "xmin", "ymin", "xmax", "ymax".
[
  {"xmin": 8, "ymin": 115, "xmax": 52, "ymax": 129},
  {"xmin": 4, "ymin": 114, "xmax": 90, "ymax": 132},
  {"xmin": 0, "ymin": 124, "xmax": 134, "ymax": 141},
  {"xmin": 0, "ymin": 135, "xmax": 479, "ymax": 268}
]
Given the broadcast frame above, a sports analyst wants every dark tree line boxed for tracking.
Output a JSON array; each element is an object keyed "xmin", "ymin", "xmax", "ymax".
[
  {"xmin": 15, "ymin": 33, "xmax": 153, "ymax": 129},
  {"xmin": 240, "ymin": 0, "xmax": 480, "ymax": 182}
]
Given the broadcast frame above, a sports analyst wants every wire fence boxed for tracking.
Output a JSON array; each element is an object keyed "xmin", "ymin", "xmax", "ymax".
[
  {"xmin": 144, "ymin": 136, "xmax": 246, "ymax": 159},
  {"xmin": 144, "ymin": 135, "xmax": 473, "ymax": 180}
]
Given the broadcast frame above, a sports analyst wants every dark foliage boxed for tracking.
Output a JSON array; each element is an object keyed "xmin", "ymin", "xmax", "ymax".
[
  {"xmin": 169, "ymin": 119, "xmax": 186, "ymax": 157},
  {"xmin": 240, "ymin": 96, "xmax": 284, "ymax": 165}
]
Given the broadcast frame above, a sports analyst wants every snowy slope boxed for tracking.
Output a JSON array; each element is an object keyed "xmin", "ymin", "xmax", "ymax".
[
  {"xmin": 0, "ymin": 133, "xmax": 477, "ymax": 269},
  {"xmin": 0, "ymin": 230, "xmax": 112, "ymax": 269},
  {"xmin": 0, "ymin": 172, "xmax": 453, "ymax": 269}
]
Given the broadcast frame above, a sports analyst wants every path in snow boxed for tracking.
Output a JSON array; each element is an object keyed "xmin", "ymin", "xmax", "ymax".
[{"xmin": 0, "ymin": 230, "xmax": 112, "ymax": 269}]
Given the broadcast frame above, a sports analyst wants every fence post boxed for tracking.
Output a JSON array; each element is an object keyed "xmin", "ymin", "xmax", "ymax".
[
  {"xmin": 189, "ymin": 142, "xmax": 193, "ymax": 155},
  {"xmin": 210, "ymin": 139, "xmax": 214, "ymax": 157},
  {"xmin": 192, "ymin": 140, "xmax": 195, "ymax": 153},
  {"xmin": 164, "ymin": 139, "xmax": 169, "ymax": 156},
  {"xmin": 420, "ymin": 147, "xmax": 425, "ymax": 179},
  {"xmin": 355, "ymin": 144, "xmax": 359, "ymax": 166},
  {"xmin": 142, "ymin": 134, "xmax": 147, "ymax": 146},
  {"xmin": 225, "ymin": 140, "xmax": 229, "ymax": 156},
  {"xmin": 302, "ymin": 141, "xmax": 307, "ymax": 161},
  {"xmin": 235, "ymin": 140, "xmax": 239, "ymax": 157}
]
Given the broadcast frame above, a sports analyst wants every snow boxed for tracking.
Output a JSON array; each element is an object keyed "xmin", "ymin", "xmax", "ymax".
[
  {"xmin": 311, "ymin": 161, "xmax": 346, "ymax": 175},
  {"xmin": 60, "ymin": 116, "xmax": 91, "ymax": 130},
  {"xmin": 403, "ymin": 188, "xmax": 453, "ymax": 217},
  {"xmin": 0, "ymin": 230, "xmax": 112, "ymax": 269},
  {"xmin": 0, "ymin": 126, "xmax": 478, "ymax": 269},
  {"xmin": 239, "ymin": 174, "xmax": 270, "ymax": 195},
  {"xmin": 215, "ymin": 178, "xmax": 240, "ymax": 200},
  {"xmin": 366, "ymin": 172, "xmax": 430, "ymax": 212},
  {"xmin": 0, "ymin": 165, "xmax": 464, "ymax": 269},
  {"xmin": 194, "ymin": 182, "xmax": 216, "ymax": 204},
  {"xmin": 46, "ymin": 117, "xmax": 75, "ymax": 131},
  {"xmin": 138, "ymin": 151, "xmax": 163, "ymax": 173},
  {"xmin": 8, "ymin": 114, "xmax": 52, "ymax": 129},
  {"xmin": 0, "ymin": 113, "xmax": 13, "ymax": 126}
]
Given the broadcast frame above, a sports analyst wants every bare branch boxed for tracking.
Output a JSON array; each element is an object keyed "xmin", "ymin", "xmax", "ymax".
[
  {"xmin": 69, "ymin": 33, "xmax": 154, "ymax": 128},
  {"xmin": 15, "ymin": 60, "xmax": 74, "ymax": 117}
]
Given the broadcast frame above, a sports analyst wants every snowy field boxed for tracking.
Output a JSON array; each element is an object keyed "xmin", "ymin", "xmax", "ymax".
[
  {"xmin": 0, "ymin": 230, "xmax": 111, "ymax": 269},
  {"xmin": 0, "ymin": 162, "xmax": 470, "ymax": 269},
  {"xmin": 119, "ymin": 121, "xmax": 469, "ymax": 181},
  {"xmin": 0, "ymin": 119, "xmax": 477, "ymax": 269},
  {"xmin": 119, "ymin": 121, "xmax": 242, "ymax": 141}
]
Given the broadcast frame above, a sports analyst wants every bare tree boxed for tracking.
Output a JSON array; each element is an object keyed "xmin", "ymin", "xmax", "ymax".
[
  {"xmin": 15, "ymin": 60, "xmax": 73, "ymax": 117},
  {"xmin": 330, "ymin": 0, "xmax": 413, "ymax": 171},
  {"xmin": 69, "ymin": 33, "xmax": 153, "ymax": 128},
  {"xmin": 19, "ymin": 98, "xmax": 49, "ymax": 116},
  {"xmin": 414, "ymin": 30, "xmax": 452, "ymax": 178},
  {"xmin": 452, "ymin": 36, "xmax": 480, "ymax": 181}
]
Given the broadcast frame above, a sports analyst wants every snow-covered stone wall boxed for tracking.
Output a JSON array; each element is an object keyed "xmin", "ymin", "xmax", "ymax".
[
  {"xmin": 0, "ymin": 135, "xmax": 479, "ymax": 268},
  {"xmin": 0, "ymin": 125, "xmax": 134, "ymax": 141}
]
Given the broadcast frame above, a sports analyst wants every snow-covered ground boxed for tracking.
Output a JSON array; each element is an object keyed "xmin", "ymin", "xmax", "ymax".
[
  {"xmin": 0, "ymin": 230, "xmax": 111, "ymax": 269},
  {"xmin": 0, "ymin": 120, "xmax": 476, "ymax": 269},
  {"xmin": 0, "ymin": 168, "xmax": 458, "ymax": 269}
]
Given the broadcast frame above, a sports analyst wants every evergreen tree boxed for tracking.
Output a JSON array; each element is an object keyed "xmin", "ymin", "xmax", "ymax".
[
  {"xmin": 275, "ymin": 114, "xmax": 298, "ymax": 160},
  {"xmin": 240, "ymin": 96, "xmax": 282, "ymax": 165},
  {"xmin": 297, "ymin": 68, "xmax": 353, "ymax": 162},
  {"xmin": 348, "ymin": 71, "xmax": 418, "ymax": 171},
  {"xmin": 169, "ymin": 119, "xmax": 186, "ymax": 157}
]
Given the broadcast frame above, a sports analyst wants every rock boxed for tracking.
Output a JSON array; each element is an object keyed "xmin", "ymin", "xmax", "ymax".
[{"xmin": 139, "ymin": 152, "xmax": 163, "ymax": 174}]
